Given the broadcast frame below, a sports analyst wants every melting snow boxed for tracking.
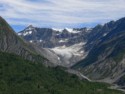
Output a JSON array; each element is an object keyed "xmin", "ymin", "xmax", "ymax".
[
  {"xmin": 52, "ymin": 28, "xmax": 64, "ymax": 32},
  {"xmin": 28, "ymin": 31, "xmax": 32, "ymax": 34},
  {"xmin": 21, "ymin": 31, "xmax": 33, "ymax": 36},
  {"xmin": 39, "ymin": 40, "xmax": 43, "ymax": 42},
  {"xmin": 103, "ymin": 33, "xmax": 108, "ymax": 36},
  {"xmin": 18, "ymin": 33, "xmax": 22, "ymax": 35},
  {"xmin": 65, "ymin": 28, "xmax": 80, "ymax": 33},
  {"xmin": 59, "ymin": 39, "xmax": 68, "ymax": 43},
  {"xmin": 86, "ymin": 28, "xmax": 92, "ymax": 33},
  {"xmin": 30, "ymin": 40, "xmax": 33, "ymax": 43},
  {"xmin": 58, "ymin": 57, "xmax": 60, "ymax": 60}
]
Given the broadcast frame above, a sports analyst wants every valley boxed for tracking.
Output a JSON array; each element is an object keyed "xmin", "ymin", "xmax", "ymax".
[
  {"xmin": 18, "ymin": 17, "xmax": 125, "ymax": 91},
  {"xmin": 0, "ymin": 16, "xmax": 125, "ymax": 93},
  {"xmin": 1, "ymin": 0, "xmax": 125, "ymax": 93}
]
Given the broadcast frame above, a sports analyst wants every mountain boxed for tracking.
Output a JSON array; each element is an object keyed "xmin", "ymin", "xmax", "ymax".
[
  {"xmin": 18, "ymin": 16, "xmax": 125, "ymax": 88},
  {"xmin": 72, "ymin": 17, "xmax": 125, "ymax": 85},
  {"xmin": 0, "ymin": 16, "xmax": 60, "ymax": 66},
  {"xmin": 18, "ymin": 26, "xmax": 90, "ymax": 48},
  {"xmin": 0, "ymin": 16, "xmax": 123, "ymax": 93},
  {"xmin": 18, "ymin": 26, "xmax": 91, "ymax": 67}
]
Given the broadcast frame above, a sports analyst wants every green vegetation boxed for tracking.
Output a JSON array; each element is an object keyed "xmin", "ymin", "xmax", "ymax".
[{"xmin": 0, "ymin": 52, "xmax": 123, "ymax": 94}]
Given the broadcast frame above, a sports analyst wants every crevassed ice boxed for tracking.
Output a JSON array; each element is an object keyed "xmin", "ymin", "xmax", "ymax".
[{"xmin": 51, "ymin": 42, "xmax": 87, "ymax": 59}]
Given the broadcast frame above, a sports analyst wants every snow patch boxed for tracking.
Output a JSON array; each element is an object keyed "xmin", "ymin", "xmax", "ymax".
[
  {"xmin": 59, "ymin": 39, "xmax": 68, "ymax": 43},
  {"xmin": 18, "ymin": 33, "xmax": 22, "ymax": 35},
  {"xmin": 30, "ymin": 40, "xmax": 33, "ymax": 43},
  {"xmin": 28, "ymin": 31, "xmax": 32, "ymax": 34},
  {"xmin": 20, "ymin": 31, "xmax": 33, "ymax": 36},
  {"xmin": 52, "ymin": 28, "xmax": 63, "ymax": 32},
  {"xmin": 58, "ymin": 57, "xmax": 60, "ymax": 60},
  {"xmin": 39, "ymin": 40, "xmax": 43, "ymax": 42},
  {"xmin": 65, "ymin": 28, "xmax": 80, "ymax": 33},
  {"xmin": 86, "ymin": 28, "xmax": 92, "ymax": 32},
  {"xmin": 103, "ymin": 33, "xmax": 108, "ymax": 36}
]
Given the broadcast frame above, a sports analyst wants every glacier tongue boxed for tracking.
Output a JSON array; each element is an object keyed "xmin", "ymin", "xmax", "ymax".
[{"xmin": 49, "ymin": 42, "xmax": 88, "ymax": 66}]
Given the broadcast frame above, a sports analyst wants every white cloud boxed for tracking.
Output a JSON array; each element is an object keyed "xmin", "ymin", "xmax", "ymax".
[{"xmin": 0, "ymin": 0, "xmax": 125, "ymax": 28}]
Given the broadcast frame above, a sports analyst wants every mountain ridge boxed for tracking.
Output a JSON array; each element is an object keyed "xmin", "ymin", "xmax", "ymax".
[
  {"xmin": 18, "ymin": 25, "xmax": 90, "ymax": 67},
  {"xmin": 72, "ymin": 17, "xmax": 125, "ymax": 86},
  {"xmin": 0, "ymin": 16, "xmax": 58, "ymax": 67},
  {"xmin": 12, "ymin": 16, "xmax": 125, "ymax": 89}
]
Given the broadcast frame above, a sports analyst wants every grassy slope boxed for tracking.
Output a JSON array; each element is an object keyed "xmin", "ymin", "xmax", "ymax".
[{"xmin": 0, "ymin": 52, "xmax": 123, "ymax": 94}]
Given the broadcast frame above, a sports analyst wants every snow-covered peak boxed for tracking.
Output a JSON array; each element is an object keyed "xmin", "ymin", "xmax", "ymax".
[
  {"xmin": 28, "ymin": 25, "xmax": 34, "ymax": 28},
  {"xmin": 52, "ymin": 28, "xmax": 81, "ymax": 33},
  {"xmin": 52, "ymin": 28, "xmax": 64, "ymax": 32},
  {"xmin": 65, "ymin": 28, "xmax": 80, "ymax": 33},
  {"xmin": 25, "ymin": 25, "xmax": 35, "ymax": 31},
  {"xmin": 86, "ymin": 28, "xmax": 92, "ymax": 32},
  {"xmin": 18, "ymin": 25, "xmax": 35, "ymax": 36}
]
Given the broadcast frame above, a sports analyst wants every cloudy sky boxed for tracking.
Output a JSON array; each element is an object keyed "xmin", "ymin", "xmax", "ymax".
[{"xmin": 0, "ymin": 0, "xmax": 125, "ymax": 31}]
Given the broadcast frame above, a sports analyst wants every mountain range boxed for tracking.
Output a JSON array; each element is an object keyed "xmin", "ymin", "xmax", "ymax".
[
  {"xmin": 18, "ymin": 26, "xmax": 90, "ymax": 67},
  {"xmin": 0, "ymin": 15, "xmax": 125, "ymax": 93},
  {"xmin": 73, "ymin": 17, "xmax": 125, "ymax": 85},
  {"xmin": 18, "ymin": 17, "xmax": 125, "ymax": 89}
]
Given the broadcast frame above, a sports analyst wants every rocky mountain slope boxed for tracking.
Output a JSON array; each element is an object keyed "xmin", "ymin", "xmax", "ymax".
[
  {"xmin": 0, "ymin": 16, "xmax": 61, "ymax": 66},
  {"xmin": 18, "ymin": 25, "xmax": 91, "ymax": 67},
  {"xmin": 18, "ymin": 26, "xmax": 90, "ymax": 48},
  {"xmin": 73, "ymin": 17, "xmax": 125, "ymax": 85}
]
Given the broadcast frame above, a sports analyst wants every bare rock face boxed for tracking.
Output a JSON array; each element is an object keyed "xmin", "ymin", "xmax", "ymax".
[
  {"xmin": 72, "ymin": 17, "xmax": 125, "ymax": 85},
  {"xmin": 0, "ymin": 16, "xmax": 56, "ymax": 66}
]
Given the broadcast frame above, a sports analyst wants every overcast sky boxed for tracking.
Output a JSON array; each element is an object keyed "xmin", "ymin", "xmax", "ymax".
[{"xmin": 0, "ymin": 0, "xmax": 125, "ymax": 31}]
